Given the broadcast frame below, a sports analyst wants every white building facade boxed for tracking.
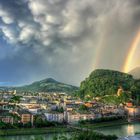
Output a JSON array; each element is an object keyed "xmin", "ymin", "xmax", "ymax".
[{"xmin": 44, "ymin": 112, "xmax": 64, "ymax": 123}]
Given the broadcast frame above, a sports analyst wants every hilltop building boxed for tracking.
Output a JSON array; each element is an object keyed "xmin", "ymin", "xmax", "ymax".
[{"xmin": 117, "ymin": 86, "xmax": 123, "ymax": 96}]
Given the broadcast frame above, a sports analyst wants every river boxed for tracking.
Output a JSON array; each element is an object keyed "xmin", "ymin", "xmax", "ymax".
[
  {"xmin": 0, "ymin": 123, "xmax": 140, "ymax": 140},
  {"xmin": 96, "ymin": 123, "xmax": 140, "ymax": 137}
]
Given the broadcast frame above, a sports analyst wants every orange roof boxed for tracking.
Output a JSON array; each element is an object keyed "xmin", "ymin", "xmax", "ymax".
[
  {"xmin": 84, "ymin": 103, "xmax": 92, "ymax": 107},
  {"xmin": 126, "ymin": 102, "xmax": 133, "ymax": 107}
]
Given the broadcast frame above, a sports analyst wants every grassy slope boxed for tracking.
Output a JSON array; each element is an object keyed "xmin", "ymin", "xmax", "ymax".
[
  {"xmin": 78, "ymin": 120, "xmax": 129, "ymax": 129},
  {"xmin": 0, "ymin": 127, "xmax": 74, "ymax": 136}
]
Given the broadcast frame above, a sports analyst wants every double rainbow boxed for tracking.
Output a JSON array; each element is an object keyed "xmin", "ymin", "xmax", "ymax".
[{"xmin": 123, "ymin": 30, "xmax": 140, "ymax": 73}]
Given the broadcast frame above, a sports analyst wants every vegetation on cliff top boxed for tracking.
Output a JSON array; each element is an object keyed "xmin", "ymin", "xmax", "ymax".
[{"xmin": 78, "ymin": 69, "xmax": 140, "ymax": 102}]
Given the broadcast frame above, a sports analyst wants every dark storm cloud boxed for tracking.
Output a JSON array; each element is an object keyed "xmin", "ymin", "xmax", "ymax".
[
  {"xmin": 0, "ymin": 0, "xmax": 33, "ymax": 23},
  {"xmin": 0, "ymin": 0, "xmax": 140, "ymax": 85}
]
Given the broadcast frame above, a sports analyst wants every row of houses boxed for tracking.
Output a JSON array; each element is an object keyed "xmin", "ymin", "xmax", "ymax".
[
  {"xmin": 44, "ymin": 111, "xmax": 96, "ymax": 123},
  {"xmin": 0, "ymin": 109, "xmax": 34, "ymax": 125},
  {"xmin": 1, "ymin": 106, "xmax": 140, "ymax": 125},
  {"xmin": 0, "ymin": 109, "xmax": 96, "ymax": 125}
]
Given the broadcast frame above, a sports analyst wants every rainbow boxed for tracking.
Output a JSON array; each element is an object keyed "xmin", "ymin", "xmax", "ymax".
[{"xmin": 123, "ymin": 30, "xmax": 140, "ymax": 73}]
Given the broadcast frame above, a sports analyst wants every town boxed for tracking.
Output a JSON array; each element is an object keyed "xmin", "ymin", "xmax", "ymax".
[{"xmin": 0, "ymin": 88, "xmax": 139, "ymax": 127}]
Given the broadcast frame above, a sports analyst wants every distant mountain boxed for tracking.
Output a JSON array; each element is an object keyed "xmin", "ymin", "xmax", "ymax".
[
  {"xmin": 15, "ymin": 78, "xmax": 79, "ymax": 93},
  {"xmin": 129, "ymin": 67, "xmax": 140, "ymax": 79},
  {"xmin": 0, "ymin": 87, "xmax": 9, "ymax": 91},
  {"xmin": 78, "ymin": 69, "xmax": 136, "ymax": 98}
]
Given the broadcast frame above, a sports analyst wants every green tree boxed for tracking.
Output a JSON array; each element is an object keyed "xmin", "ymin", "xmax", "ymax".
[
  {"xmin": 79, "ymin": 104, "xmax": 88, "ymax": 111},
  {"xmin": 9, "ymin": 95, "xmax": 21, "ymax": 104}
]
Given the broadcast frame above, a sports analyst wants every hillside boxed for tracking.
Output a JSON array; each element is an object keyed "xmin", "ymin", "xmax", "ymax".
[
  {"xmin": 78, "ymin": 69, "xmax": 136, "ymax": 98},
  {"xmin": 15, "ymin": 78, "xmax": 78, "ymax": 93},
  {"xmin": 129, "ymin": 67, "xmax": 140, "ymax": 79}
]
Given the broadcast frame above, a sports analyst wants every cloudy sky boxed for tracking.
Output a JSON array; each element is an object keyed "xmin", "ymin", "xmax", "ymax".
[{"xmin": 0, "ymin": 0, "xmax": 140, "ymax": 86}]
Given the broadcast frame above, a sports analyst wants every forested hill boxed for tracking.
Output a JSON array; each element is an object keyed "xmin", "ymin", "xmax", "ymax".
[
  {"xmin": 78, "ymin": 69, "xmax": 140, "ymax": 99},
  {"xmin": 15, "ymin": 78, "xmax": 78, "ymax": 93}
]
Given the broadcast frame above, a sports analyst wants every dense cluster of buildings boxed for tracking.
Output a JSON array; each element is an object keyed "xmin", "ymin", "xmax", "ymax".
[{"xmin": 0, "ymin": 90, "xmax": 140, "ymax": 126}]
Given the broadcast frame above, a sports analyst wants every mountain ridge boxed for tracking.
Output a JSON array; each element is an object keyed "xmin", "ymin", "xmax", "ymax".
[
  {"xmin": 129, "ymin": 67, "xmax": 140, "ymax": 79},
  {"xmin": 0, "ymin": 78, "xmax": 79, "ymax": 93},
  {"xmin": 15, "ymin": 78, "xmax": 79, "ymax": 93}
]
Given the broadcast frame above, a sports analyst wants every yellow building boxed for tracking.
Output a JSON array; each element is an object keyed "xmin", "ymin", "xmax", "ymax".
[{"xmin": 18, "ymin": 110, "xmax": 34, "ymax": 126}]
